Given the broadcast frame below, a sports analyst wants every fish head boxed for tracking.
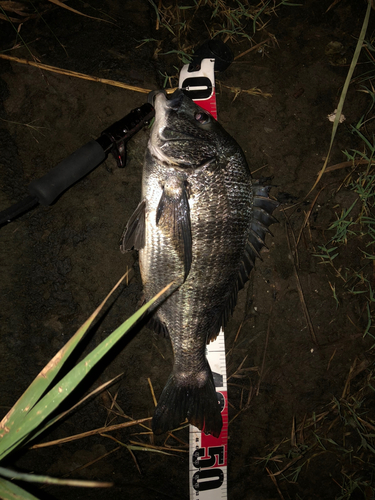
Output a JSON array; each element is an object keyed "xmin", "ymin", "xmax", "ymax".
[{"xmin": 149, "ymin": 90, "xmax": 234, "ymax": 169}]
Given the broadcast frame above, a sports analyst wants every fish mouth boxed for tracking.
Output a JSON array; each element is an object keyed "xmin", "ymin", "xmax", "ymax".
[
  {"xmin": 165, "ymin": 89, "xmax": 184, "ymax": 110},
  {"xmin": 150, "ymin": 91, "xmax": 196, "ymax": 162},
  {"xmin": 153, "ymin": 91, "xmax": 202, "ymax": 142},
  {"xmin": 150, "ymin": 90, "xmax": 213, "ymax": 167}
]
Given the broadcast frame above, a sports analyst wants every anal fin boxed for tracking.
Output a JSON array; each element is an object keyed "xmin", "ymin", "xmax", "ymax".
[{"xmin": 147, "ymin": 315, "xmax": 170, "ymax": 338}]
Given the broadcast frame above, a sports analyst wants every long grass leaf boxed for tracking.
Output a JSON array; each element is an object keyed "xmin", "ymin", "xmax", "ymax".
[
  {"xmin": 0, "ymin": 477, "xmax": 40, "ymax": 500},
  {"xmin": 47, "ymin": 0, "xmax": 113, "ymax": 24},
  {"xmin": 0, "ymin": 55, "xmax": 152, "ymax": 94},
  {"xmin": 0, "ymin": 272, "xmax": 128, "ymax": 441},
  {"xmin": 28, "ymin": 375, "xmax": 124, "ymax": 443},
  {"xmin": 0, "ymin": 467, "xmax": 111, "ymax": 488},
  {"xmin": 0, "ymin": 281, "xmax": 174, "ymax": 459},
  {"xmin": 307, "ymin": 0, "xmax": 371, "ymax": 197}
]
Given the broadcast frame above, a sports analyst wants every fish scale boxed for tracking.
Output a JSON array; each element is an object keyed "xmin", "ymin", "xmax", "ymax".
[{"xmin": 121, "ymin": 90, "xmax": 278, "ymax": 437}]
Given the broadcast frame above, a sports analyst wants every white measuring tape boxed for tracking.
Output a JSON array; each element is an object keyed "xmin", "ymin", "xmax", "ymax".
[
  {"xmin": 179, "ymin": 60, "xmax": 228, "ymax": 500},
  {"xmin": 189, "ymin": 330, "xmax": 228, "ymax": 499}
]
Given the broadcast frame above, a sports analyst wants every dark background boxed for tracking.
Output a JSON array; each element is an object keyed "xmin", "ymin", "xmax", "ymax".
[{"xmin": 0, "ymin": 1, "xmax": 374, "ymax": 498}]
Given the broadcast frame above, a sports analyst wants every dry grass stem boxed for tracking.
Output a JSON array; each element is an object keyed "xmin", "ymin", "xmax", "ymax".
[
  {"xmin": 327, "ymin": 348, "xmax": 337, "ymax": 371},
  {"xmin": 256, "ymin": 304, "xmax": 273, "ymax": 396},
  {"xmin": 341, "ymin": 357, "xmax": 358, "ymax": 399},
  {"xmin": 251, "ymin": 164, "xmax": 268, "ymax": 175},
  {"xmin": 234, "ymin": 38, "xmax": 272, "ymax": 60},
  {"xmin": 39, "ymin": 374, "xmax": 124, "ymax": 434},
  {"xmin": 127, "ymin": 445, "xmax": 141, "ymax": 474},
  {"xmin": 101, "ymin": 434, "xmax": 142, "ymax": 472},
  {"xmin": 156, "ymin": 0, "xmax": 162, "ymax": 30},
  {"xmin": 163, "ymin": 432, "xmax": 188, "ymax": 448},
  {"xmin": 148, "ymin": 377, "xmax": 158, "ymax": 407},
  {"xmin": 268, "ymin": 454, "xmax": 304, "ymax": 478},
  {"xmin": 227, "ymin": 354, "xmax": 248, "ymax": 381},
  {"xmin": 324, "ymin": 159, "xmax": 375, "ymax": 173},
  {"xmin": 291, "ymin": 416, "xmax": 297, "ymax": 448},
  {"xmin": 299, "ymin": 413, "xmax": 306, "ymax": 445},
  {"xmin": 128, "ymin": 440, "xmax": 187, "ymax": 454},
  {"xmin": 218, "ymin": 81, "xmax": 272, "ymax": 100},
  {"xmin": 61, "ymin": 446, "xmax": 121, "ymax": 478},
  {"xmin": 285, "ymin": 223, "xmax": 318, "ymax": 345},
  {"xmin": 234, "ymin": 320, "xmax": 244, "ymax": 344},
  {"xmin": 31, "ymin": 417, "xmax": 152, "ymax": 448},
  {"xmin": 47, "ymin": 0, "xmax": 113, "ymax": 24},
  {"xmin": 266, "ymin": 466, "xmax": 285, "ymax": 500},
  {"xmin": 0, "ymin": 54, "xmax": 152, "ymax": 93},
  {"xmin": 103, "ymin": 388, "xmax": 123, "ymax": 427},
  {"xmin": 326, "ymin": 0, "xmax": 342, "ymax": 12},
  {"xmin": 296, "ymin": 186, "xmax": 325, "ymax": 247}
]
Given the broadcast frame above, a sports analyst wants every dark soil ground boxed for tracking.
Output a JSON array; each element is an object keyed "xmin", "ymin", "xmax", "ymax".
[{"xmin": 1, "ymin": 1, "xmax": 375, "ymax": 499}]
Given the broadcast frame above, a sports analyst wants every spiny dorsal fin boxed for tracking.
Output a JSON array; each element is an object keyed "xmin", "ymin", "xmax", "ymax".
[
  {"xmin": 238, "ymin": 180, "xmax": 279, "ymax": 284},
  {"xmin": 207, "ymin": 181, "xmax": 279, "ymax": 343}
]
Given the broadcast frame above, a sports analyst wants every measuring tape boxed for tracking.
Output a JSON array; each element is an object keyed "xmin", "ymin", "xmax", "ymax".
[
  {"xmin": 189, "ymin": 329, "xmax": 228, "ymax": 498},
  {"xmin": 179, "ymin": 60, "xmax": 228, "ymax": 500}
]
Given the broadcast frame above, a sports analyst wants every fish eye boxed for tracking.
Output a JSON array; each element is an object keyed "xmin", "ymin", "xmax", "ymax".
[{"xmin": 194, "ymin": 111, "xmax": 210, "ymax": 124}]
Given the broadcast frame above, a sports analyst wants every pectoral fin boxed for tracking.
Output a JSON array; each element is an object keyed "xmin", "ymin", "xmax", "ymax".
[
  {"xmin": 156, "ymin": 181, "xmax": 192, "ymax": 281},
  {"xmin": 120, "ymin": 199, "xmax": 146, "ymax": 252}
]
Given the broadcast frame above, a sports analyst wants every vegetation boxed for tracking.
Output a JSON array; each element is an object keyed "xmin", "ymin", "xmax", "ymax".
[{"xmin": 0, "ymin": 276, "xmax": 173, "ymax": 499}]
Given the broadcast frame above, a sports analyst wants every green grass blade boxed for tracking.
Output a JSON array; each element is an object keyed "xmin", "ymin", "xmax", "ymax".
[
  {"xmin": 0, "ymin": 273, "xmax": 128, "ymax": 442},
  {"xmin": 28, "ymin": 374, "xmax": 124, "ymax": 443},
  {"xmin": 0, "ymin": 467, "xmax": 111, "ymax": 488},
  {"xmin": 0, "ymin": 281, "xmax": 173, "ymax": 460},
  {"xmin": 0, "ymin": 477, "xmax": 40, "ymax": 500},
  {"xmin": 307, "ymin": 0, "xmax": 371, "ymax": 196},
  {"xmin": 251, "ymin": 0, "xmax": 269, "ymax": 33}
]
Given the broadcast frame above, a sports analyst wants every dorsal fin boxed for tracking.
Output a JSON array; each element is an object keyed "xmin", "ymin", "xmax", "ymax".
[{"xmin": 207, "ymin": 181, "xmax": 279, "ymax": 343}]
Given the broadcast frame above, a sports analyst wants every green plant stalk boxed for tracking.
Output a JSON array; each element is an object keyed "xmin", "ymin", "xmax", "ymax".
[
  {"xmin": 0, "ymin": 273, "xmax": 128, "ymax": 442},
  {"xmin": 0, "ymin": 466, "xmax": 112, "ymax": 488},
  {"xmin": 0, "ymin": 477, "xmax": 40, "ymax": 500},
  {"xmin": 308, "ymin": 0, "xmax": 372, "ymax": 196},
  {"xmin": 0, "ymin": 280, "xmax": 173, "ymax": 460}
]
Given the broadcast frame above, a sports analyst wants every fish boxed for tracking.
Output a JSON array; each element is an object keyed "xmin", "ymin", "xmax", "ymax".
[{"xmin": 121, "ymin": 90, "xmax": 278, "ymax": 438}]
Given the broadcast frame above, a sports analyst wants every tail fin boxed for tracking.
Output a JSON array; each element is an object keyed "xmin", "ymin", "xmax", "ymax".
[{"xmin": 152, "ymin": 371, "xmax": 223, "ymax": 438}]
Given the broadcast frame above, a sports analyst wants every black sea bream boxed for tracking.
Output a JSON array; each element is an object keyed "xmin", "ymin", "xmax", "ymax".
[{"xmin": 121, "ymin": 90, "xmax": 278, "ymax": 437}]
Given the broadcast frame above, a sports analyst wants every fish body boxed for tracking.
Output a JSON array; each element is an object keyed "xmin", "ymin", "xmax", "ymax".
[{"xmin": 122, "ymin": 91, "xmax": 278, "ymax": 437}]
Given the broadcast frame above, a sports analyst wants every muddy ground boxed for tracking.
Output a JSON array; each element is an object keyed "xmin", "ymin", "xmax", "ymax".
[{"xmin": 0, "ymin": 1, "xmax": 374, "ymax": 499}]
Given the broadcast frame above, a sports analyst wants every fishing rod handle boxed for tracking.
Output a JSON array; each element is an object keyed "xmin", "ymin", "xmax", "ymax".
[{"xmin": 28, "ymin": 140, "xmax": 106, "ymax": 206}]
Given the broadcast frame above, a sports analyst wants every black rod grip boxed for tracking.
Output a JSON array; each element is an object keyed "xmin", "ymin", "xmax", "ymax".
[{"xmin": 28, "ymin": 140, "xmax": 106, "ymax": 206}]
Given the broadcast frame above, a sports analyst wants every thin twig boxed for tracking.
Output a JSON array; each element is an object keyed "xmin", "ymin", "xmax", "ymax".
[
  {"xmin": 285, "ymin": 220, "xmax": 318, "ymax": 345},
  {"xmin": 128, "ymin": 440, "xmax": 188, "ymax": 453},
  {"xmin": 324, "ymin": 159, "xmax": 375, "ymax": 173},
  {"xmin": 61, "ymin": 446, "xmax": 121, "ymax": 478},
  {"xmin": 327, "ymin": 348, "xmax": 337, "ymax": 371},
  {"xmin": 296, "ymin": 186, "xmax": 325, "ymax": 247},
  {"xmin": 0, "ymin": 54, "xmax": 152, "ymax": 93},
  {"xmin": 256, "ymin": 304, "xmax": 273, "ymax": 396},
  {"xmin": 31, "ymin": 417, "xmax": 152, "ymax": 448},
  {"xmin": 234, "ymin": 38, "xmax": 271, "ymax": 60},
  {"xmin": 148, "ymin": 377, "xmax": 158, "ymax": 407},
  {"xmin": 266, "ymin": 466, "xmax": 285, "ymax": 500}
]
